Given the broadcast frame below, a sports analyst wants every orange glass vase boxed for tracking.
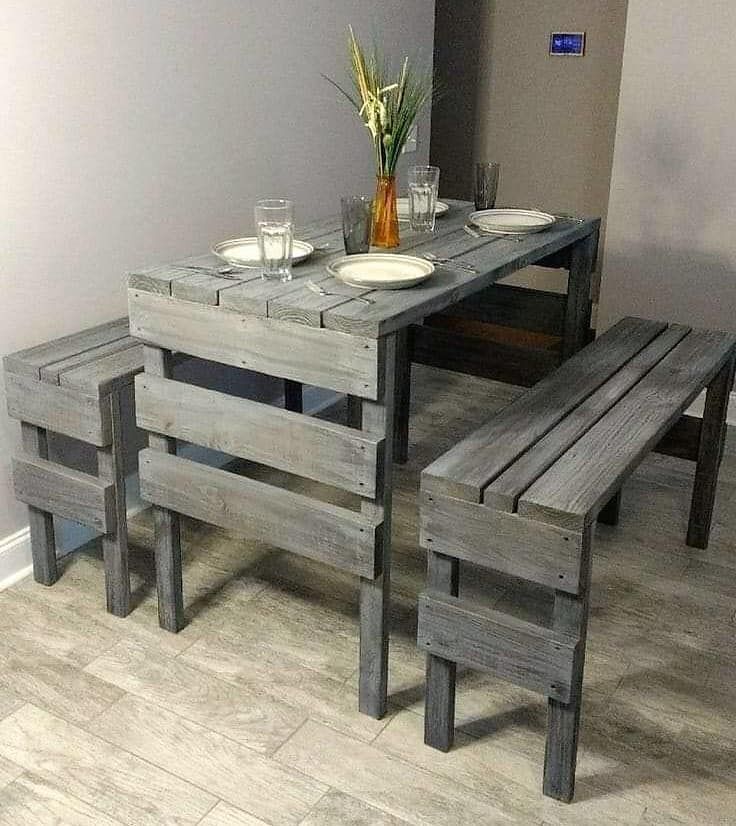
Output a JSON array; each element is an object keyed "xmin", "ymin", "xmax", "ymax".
[{"xmin": 371, "ymin": 175, "xmax": 400, "ymax": 248}]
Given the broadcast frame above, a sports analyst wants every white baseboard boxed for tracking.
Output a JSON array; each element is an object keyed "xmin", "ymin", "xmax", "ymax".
[{"xmin": 0, "ymin": 527, "xmax": 33, "ymax": 592}]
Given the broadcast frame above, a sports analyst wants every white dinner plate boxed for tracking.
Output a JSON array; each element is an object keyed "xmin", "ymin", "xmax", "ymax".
[
  {"xmin": 327, "ymin": 253, "xmax": 435, "ymax": 290},
  {"xmin": 397, "ymin": 198, "xmax": 449, "ymax": 221},
  {"xmin": 212, "ymin": 237, "xmax": 314, "ymax": 268},
  {"xmin": 469, "ymin": 208, "xmax": 556, "ymax": 234}
]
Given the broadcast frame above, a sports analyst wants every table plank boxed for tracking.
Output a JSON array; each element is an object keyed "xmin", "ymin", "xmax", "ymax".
[{"xmin": 323, "ymin": 218, "xmax": 599, "ymax": 338}]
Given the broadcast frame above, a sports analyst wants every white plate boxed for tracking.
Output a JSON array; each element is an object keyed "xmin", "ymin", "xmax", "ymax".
[
  {"xmin": 212, "ymin": 237, "xmax": 314, "ymax": 268},
  {"xmin": 397, "ymin": 198, "xmax": 449, "ymax": 221},
  {"xmin": 469, "ymin": 209, "xmax": 556, "ymax": 234},
  {"xmin": 327, "ymin": 254, "xmax": 435, "ymax": 290}
]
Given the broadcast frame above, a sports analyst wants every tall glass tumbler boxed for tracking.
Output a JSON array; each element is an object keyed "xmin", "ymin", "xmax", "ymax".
[
  {"xmin": 408, "ymin": 165, "xmax": 440, "ymax": 232},
  {"xmin": 254, "ymin": 198, "xmax": 293, "ymax": 281},
  {"xmin": 474, "ymin": 162, "xmax": 500, "ymax": 210},
  {"xmin": 341, "ymin": 196, "xmax": 373, "ymax": 254}
]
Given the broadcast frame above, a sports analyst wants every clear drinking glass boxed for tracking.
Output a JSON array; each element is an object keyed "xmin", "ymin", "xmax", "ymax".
[
  {"xmin": 341, "ymin": 196, "xmax": 373, "ymax": 254},
  {"xmin": 474, "ymin": 162, "xmax": 500, "ymax": 210},
  {"xmin": 254, "ymin": 198, "xmax": 294, "ymax": 281},
  {"xmin": 408, "ymin": 165, "xmax": 440, "ymax": 232}
]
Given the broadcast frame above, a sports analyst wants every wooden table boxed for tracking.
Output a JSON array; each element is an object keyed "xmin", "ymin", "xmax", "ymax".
[{"xmin": 127, "ymin": 200, "xmax": 600, "ymax": 719}]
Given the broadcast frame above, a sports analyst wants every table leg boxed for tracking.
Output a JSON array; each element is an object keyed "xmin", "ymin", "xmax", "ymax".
[
  {"xmin": 358, "ymin": 332, "xmax": 397, "ymax": 719},
  {"xmin": 562, "ymin": 231, "xmax": 598, "ymax": 360},
  {"xmin": 143, "ymin": 345, "xmax": 184, "ymax": 632},
  {"xmin": 393, "ymin": 327, "xmax": 411, "ymax": 464},
  {"xmin": 97, "ymin": 391, "xmax": 131, "ymax": 617}
]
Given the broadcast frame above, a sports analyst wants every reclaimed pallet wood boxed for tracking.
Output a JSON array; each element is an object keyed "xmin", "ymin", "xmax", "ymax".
[
  {"xmin": 417, "ymin": 591, "xmax": 579, "ymax": 703},
  {"xmin": 138, "ymin": 449, "xmax": 382, "ymax": 579},
  {"xmin": 484, "ymin": 323, "xmax": 691, "ymax": 511},
  {"xmin": 12, "ymin": 455, "xmax": 115, "ymax": 533},
  {"xmin": 419, "ymin": 490, "xmax": 583, "ymax": 593},
  {"xmin": 39, "ymin": 336, "xmax": 140, "ymax": 385},
  {"xmin": 421, "ymin": 317, "xmax": 667, "ymax": 502},
  {"xmin": 561, "ymin": 232, "xmax": 597, "ymax": 359},
  {"xmin": 3, "ymin": 318, "xmax": 130, "ymax": 379},
  {"xmin": 20, "ymin": 423, "xmax": 58, "ymax": 586},
  {"xmin": 135, "ymin": 374, "xmax": 383, "ymax": 497},
  {"xmin": 59, "ymin": 343, "xmax": 144, "ymax": 396},
  {"xmin": 322, "ymin": 219, "xmax": 599, "ymax": 338},
  {"xmin": 128, "ymin": 289, "xmax": 381, "ymax": 399},
  {"xmin": 5, "ymin": 371, "xmax": 109, "ymax": 445},
  {"xmin": 519, "ymin": 327, "xmax": 736, "ymax": 530}
]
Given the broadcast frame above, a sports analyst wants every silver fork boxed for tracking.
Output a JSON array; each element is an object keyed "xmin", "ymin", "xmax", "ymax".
[
  {"xmin": 172, "ymin": 265, "xmax": 243, "ymax": 279},
  {"xmin": 307, "ymin": 280, "xmax": 373, "ymax": 305},
  {"xmin": 422, "ymin": 253, "xmax": 476, "ymax": 273}
]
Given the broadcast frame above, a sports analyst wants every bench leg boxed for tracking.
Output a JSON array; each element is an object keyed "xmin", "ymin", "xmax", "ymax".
[
  {"xmin": 394, "ymin": 327, "xmax": 411, "ymax": 465},
  {"xmin": 424, "ymin": 550, "xmax": 459, "ymax": 752},
  {"xmin": 144, "ymin": 346, "xmax": 185, "ymax": 633},
  {"xmin": 687, "ymin": 356, "xmax": 735, "ymax": 549},
  {"xmin": 597, "ymin": 489, "xmax": 622, "ymax": 526},
  {"xmin": 284, "ymin": 379, "xmax": 303, "ymax": 413},
  {"xmin": 20, "ymin": 422, "xmax": 58, "ymax": 586},
  {"xmin": 358, "ymin": 333, "xmax": 397, "ymax": 720},
  {"xmin": 97, "ymin": 392, "xmax": 131, "ymax": 617},
  {"xmin": 543, "ymin": 524, "xmax": 593, "ymax": 802}
]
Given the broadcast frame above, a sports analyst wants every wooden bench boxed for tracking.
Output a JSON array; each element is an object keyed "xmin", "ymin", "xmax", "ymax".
[
  {"xmin": 416, "ymin": 317, "xmax": 736, "ymax": 802},
  {"xmin": 4, "ymin": 318, "xmax": 144, "ymax": 617}
]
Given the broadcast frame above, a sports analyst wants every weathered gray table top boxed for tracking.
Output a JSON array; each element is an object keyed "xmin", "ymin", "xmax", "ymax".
[{"xmin": 128, "ymin": 200, "xmax": 599, "ymax": 339}]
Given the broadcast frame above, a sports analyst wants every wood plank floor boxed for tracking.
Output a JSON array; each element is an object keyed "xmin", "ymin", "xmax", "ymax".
[{"xmin": 1, "ymin": 364, "xmax": 735, "ymax": 824}]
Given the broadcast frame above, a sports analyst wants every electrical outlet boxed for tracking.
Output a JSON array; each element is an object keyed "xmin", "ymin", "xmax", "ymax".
[{"xmin": 403, "ymin": 124, "xmax": 418, "ymax": 154}]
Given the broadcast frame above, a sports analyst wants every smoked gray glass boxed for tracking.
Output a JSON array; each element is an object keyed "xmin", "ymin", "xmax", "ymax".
[
  {"xmin": 254, "ymin": 199, "xmax": 293, "ymax": 281},
  {"xmin": 341, "ymin": 196, "xmax": 373, "ymax": 254},
  {"xmin": 474, "ymin": 162, "xmax": 500, "ymax": 210},
  {"xmin": 408, "ymin": 165, "xmax": 440, "ymax": 232}
]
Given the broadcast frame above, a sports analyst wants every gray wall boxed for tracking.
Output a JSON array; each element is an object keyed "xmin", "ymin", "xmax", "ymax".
[
  {"xmin": 598, "ymin": 0, "xmax": 736, "ymax": 331},
  {"xmin": 431, "ymin": 0, "xmax": 627, "ymax": 293},
  {"xmin": 0, "ymin": 1, "xmax": 435, "ymax": 542}
]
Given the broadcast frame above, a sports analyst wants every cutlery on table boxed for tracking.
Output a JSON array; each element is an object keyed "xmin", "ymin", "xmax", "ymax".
[
  {"xmin": 422, "ymin": 253, "xmax": 476, "ymax": 273},
  {"xmin": 464, "ymin": 224, "xmax": 524, "ymax": 242},
  {"xmin": 307, "ymin": 280, "xmax": 373, "ymax": 305},
  {"xmin": 173, "ymin": 265, "xmax": 243, "ymax": 279}
]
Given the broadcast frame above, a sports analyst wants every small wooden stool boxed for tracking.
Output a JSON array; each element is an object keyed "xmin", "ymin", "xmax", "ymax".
[{"xmin": 4, "ymin": 318, "xmax": 144, "ymax": 616}]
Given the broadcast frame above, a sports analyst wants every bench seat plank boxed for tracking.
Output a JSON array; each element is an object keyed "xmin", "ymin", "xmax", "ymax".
[
  {"xmin": 39, "ymin": 336, "xmax": 140, "ymax": 385},
  {"xmin": 3, "ymin": 318, "xmax": 130, "ymax": 379},
  {"xmin": 418, "ymin": 592, "xmax": 579, "ymax": 703},
  {"xmin": 519, "ymin": 328, "xmax": 736, "ymax": 529},
  {"xmin": 484, "ymin": 323, "xmax": 691, "ymax": 510},
  {"xmin": 422, "ymin": 317, "xmax": 667, "ymax": 502},
  {"xmin": 59, "ymin": 342, "xmax": 144, "ymax": 395}
]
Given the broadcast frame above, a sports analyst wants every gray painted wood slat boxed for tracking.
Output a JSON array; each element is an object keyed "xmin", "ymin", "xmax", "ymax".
[
  {"xmin": 171, "ymin": 272, "xmax": 257, "ymax": 305},
  {"xmin": 561, "ymin": 232, "xmax": 597, "ymax": 359},
  {"xmin": 519, "ymin": 327, "xmax": 736, "ymax": 529},
  {"xmin": 687, "ymin": 355, "xmax": 736, "ymax": 548},
  {"xmin": 39, "ymin": 336, "xmax": 140, "ymax": 385},
  {"xmin": 419, "ymin": 490, "xmax": 584, "ymax": 594},
  {"xmin": 138, "ymin": 449, "xmax": 382, "ymax": 579},
  {"xmin": 135, "ymin": 374, "xmax": 383, "ymax": 497},
  {"xmin": 421, "ymin": 317, "xmax": 667, "ymax": 502},
  {"xmin": 5, "ymin": 372, "xmax": 109, "ymax": 446},
  {"xmin": 417, "ymin": 592, "xmax": 579, "ymax": 703},
  {"xmin": 128, "ymin": 289, "xmax": 381, "ymax": 399},
  {"xmin": 3, "ymin": 318, "xmax": 130, "ymax": 378},
  {"xmin": 97, "ymin": 391, "xmax": 131, "ymax": 617},
  {"xmin": 20, "ymin": 423, "xmax": 58, "ymax": 586},
  {"xmin": 59, "ymin": 343, "xmax": 145, "ymax": 396},
  {"xmin": 143, "ymin": 346, "xmax": 184, "ymax": 634},
  {"xmin": 322, "ymin": 219, "xmax": 599, "ymax": 338},
  {"xmin": 12, "ymin": 455, "xmax": 115, "ymax": 533},
  {"xmin": 484, "ymin": 323, "xmax": 692, "ymax": 511},
  {"xmin": 423, "ymin": 550, "xmax": 459, "ymax": 753}
]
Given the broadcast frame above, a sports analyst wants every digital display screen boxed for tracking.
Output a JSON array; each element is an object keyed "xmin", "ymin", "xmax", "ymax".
[{"xmin": 549, "ymin": 32, "xmax": 585, "ymax": 56}]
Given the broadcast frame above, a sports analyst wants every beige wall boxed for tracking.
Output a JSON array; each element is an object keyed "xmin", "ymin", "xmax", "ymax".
[
  {"xmin": 598, "ymin": 0, "xmax": 736, "ymax": 332},
  {"xmin": 0, "ymin": 1, "xmax": 435, "ymax": 542},
  {"xmin": 431, "ymin": 0, "xmax": 627, "ymax": 291}
]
